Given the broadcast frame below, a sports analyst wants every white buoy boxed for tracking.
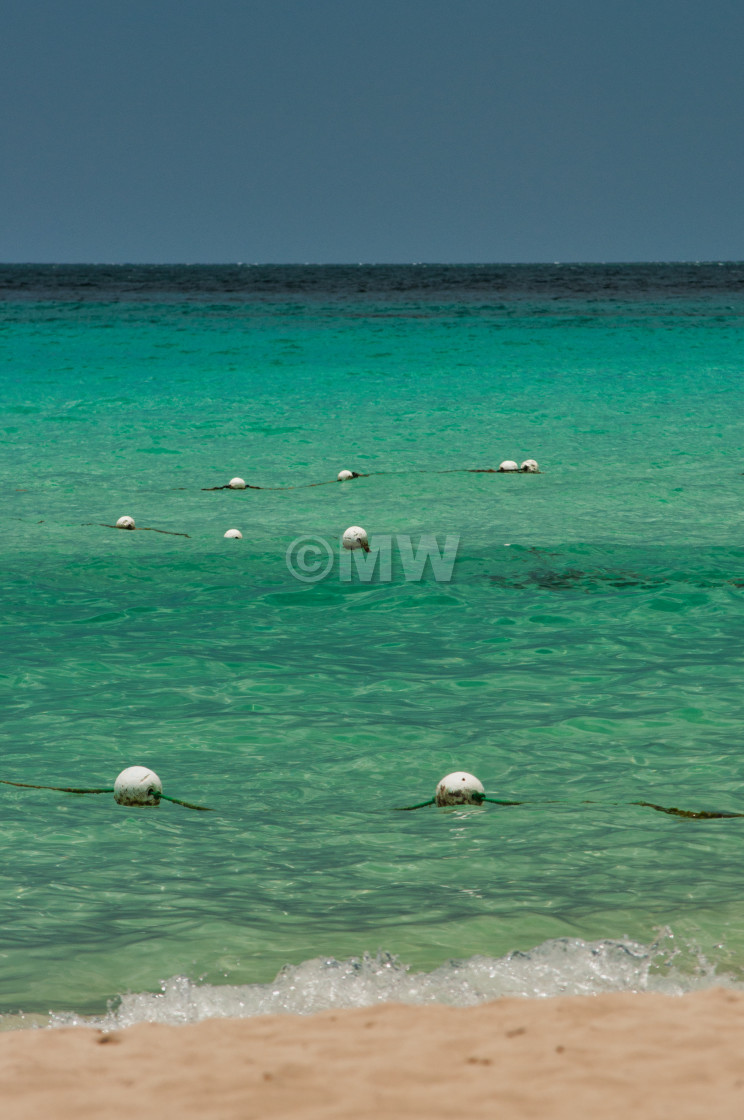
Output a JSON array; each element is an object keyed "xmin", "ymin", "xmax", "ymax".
[
  {"xmin": 520, "ymin": 459, "xmax": 539, "ymax": 473},
  {"xmin": 223, "ymin": 528, "xmax": 243, "ymax": 539},
  {"xmin": 229, "ymin": 477, "xmax": 246, "ymax": 489},
  {"xmin": 114, "ymin": 766, "xmax": 162, "ymax": 807},
  {"xmin": 342, "ymin": 525, "xmax": 370, "ymax": 552},
  {"xmin": 115, "ymin": 516, "xmax": 136, "ymax": 530},
  {"xmin": 435, "ymin": 771, "xmax": 485, "ymax": 806},
  {"xmin": 337, "ymin": 469, "xmax": 354, "ymax": 481},
  {"xmin": 498, "ymin": 460, "xmax": 519, "ymax": 472}
]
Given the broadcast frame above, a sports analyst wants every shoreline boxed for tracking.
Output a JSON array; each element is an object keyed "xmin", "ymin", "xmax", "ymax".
[{"xmin": 2, "ymin": 988, "xmax": 744, "ymax": 1118}]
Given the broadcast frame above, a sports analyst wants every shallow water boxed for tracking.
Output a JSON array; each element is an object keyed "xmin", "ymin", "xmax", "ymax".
[{"xmin": 1, "ymin": 264, "xmax": 743, "ymax": 1023}]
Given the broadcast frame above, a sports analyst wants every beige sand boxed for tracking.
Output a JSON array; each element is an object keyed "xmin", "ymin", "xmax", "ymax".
[{"xmin": 2, "ymin": 989, "xmax": 744, "ymax": 1119}]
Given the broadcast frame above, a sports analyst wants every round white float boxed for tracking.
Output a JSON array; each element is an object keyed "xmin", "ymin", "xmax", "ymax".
[
  {"xmin": 342, "ymin": 525, "xmax": 369, "ymax": 552},
  {"xmin": 229, "ymin": 477, "xmax": 246, "ymax": 489},
  {"xmin": 498, "ymin": 460, "xmax": 519, "ymax": 472},
  {"xmin": 337, "ymin": 469, "xmax": 354, "ymax": 481},
  {"xmin": 114, "ymin": 766, "xmax": 162, "ymax": 807},
  {"xmin": 434, "ymin": 771, "xmax": 485, "ymax": 806},
  {"xmin": 223, "ymin": 528, "xmax": 243, "ymax": 539},
  {"xmin": 520, "ymin": 459, "xmax": 539, "ymax": 473},
  {"xmin": 115, "ymin": 516, "xmax": 136, "ymax": 530}
]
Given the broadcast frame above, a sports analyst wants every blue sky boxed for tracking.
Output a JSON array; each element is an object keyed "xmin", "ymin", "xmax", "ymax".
[{"xmin": 2, "ymin": 0, "xmax": 742, "ymax": 262}]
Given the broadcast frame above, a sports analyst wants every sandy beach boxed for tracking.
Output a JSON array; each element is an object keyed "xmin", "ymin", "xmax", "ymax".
[{"xmin": 2, "ymin": 988, "xmax": 743, "ymax": 1119}]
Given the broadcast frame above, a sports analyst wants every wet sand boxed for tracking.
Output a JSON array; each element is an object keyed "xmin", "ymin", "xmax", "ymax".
[{"xmin": 3, "ymin": 988, "xmax": 743, "ymax": 1118}]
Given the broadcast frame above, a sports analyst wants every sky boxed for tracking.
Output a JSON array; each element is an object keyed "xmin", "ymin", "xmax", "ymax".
[{"xmin": 1, "ymin": 0, "xmax": 743, "ymax": 263}]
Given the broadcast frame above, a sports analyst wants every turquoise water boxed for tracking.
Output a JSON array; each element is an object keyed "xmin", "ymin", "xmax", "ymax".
[{"xmin": 1, "ymin": 264, "xmax": 744, "ymax": 1023}]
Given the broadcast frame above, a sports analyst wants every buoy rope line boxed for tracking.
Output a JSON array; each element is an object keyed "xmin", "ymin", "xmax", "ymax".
[
  {"xmin": 398, "ymin": 795, "xmax": 524, "ymax": 810},
  {"xmin": 1, "ymin": 778, "xmax": 737, "ymax": 820},
  {"xmin": 141, "ymin": 468, "xmax": 535, "ymax": 491},
  {"xmin": 397, "ymin": 795, "xmax": 743, "ymax": 819},
  {"xmin": 94, "ymin": 523, "xmax": 191, "ymax": 537},
  {"xmin": 202, "ymin": 475, "xmax": 368, "ymax": 491},
  {"xmin": 157, "ymin": 793, "xmax": 212, "ymax": 810},
  {"xmin": 46, "ymin": 464, "xmax": 540, "ymax": 536},
  {"xmin": 199, "ymin": 465, "xmax": 541, "ymax": 492},
  {"xmin": 397, "ymin": 774, "xmax": 742, "ymax": 817},
  {"xmin": 0, "ymin": 779, "xmax": 115, "ymax": 794},
  {"xmin": 0, "ymin": 778, "xmax": 212, "ymax": 811},
  {"xmin": 11, "ymin": 464, "xmax": 541, "ymax": 496},
  {"xmin": 632, "ymin": 801, "xmax": 744, "ymax": 820},
  {"xmin": 90, "ymin": 465, "xmax": 538, "ymax": 537}
]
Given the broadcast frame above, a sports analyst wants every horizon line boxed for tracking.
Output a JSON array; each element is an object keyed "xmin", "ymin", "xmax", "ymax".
[{"xmin": 2, "ymin": 259, "xmax": 742, "ymax": 268}]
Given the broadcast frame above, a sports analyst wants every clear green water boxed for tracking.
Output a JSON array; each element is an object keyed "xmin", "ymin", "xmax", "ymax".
[{"xmin": 1, "ymin": 265, "xmax": 744, "ymax": 1022}]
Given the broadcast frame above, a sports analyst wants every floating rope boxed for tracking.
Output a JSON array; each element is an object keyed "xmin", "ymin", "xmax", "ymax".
[
  {"xmin": 202, "ymin": 475, "xmax": 370, "ymax": 491},
  {"xmin": 7, "ymin": 782, "xmax": 731, "ymax": 821},
  {"xmin": 397, "ymin": 794, "xmax": 742, "ymax": 817},
  {"xmin": 396, "ymin": 794, "xmax": 524, "ymax": 810},
  {"xmin": 0, "ymin": 778, "xmax": 212, "ymax": 811},
  {"xmin": 158, "ymin": 793, "xmax": 212, "ymax": 811},
  {"xmin": 633, "ymin": 801, "xmax": 744, "ymax": 820},
  {"xmin": 199, "ymin": 466, "xmax": 540, "ymax": 492},
  {"xmin": 96, "ymin": 523, "xmax": 190, "ymax": 537},
  {"xmin": 397, "ymin": 797, "xmax": 436, "ymax": 811},
  {"xmin": 201, "ymin": 483, "xmax": 264, "ymax": 490},
  {"xmin": 0, "ymin": 779, "xmax": 114, "ymax": 794}
]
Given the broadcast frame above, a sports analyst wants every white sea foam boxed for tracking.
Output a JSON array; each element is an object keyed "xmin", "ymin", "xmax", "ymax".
[{"xmin": 49, "ymin": 931, "xmax": 734, "ymax": 1031}]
